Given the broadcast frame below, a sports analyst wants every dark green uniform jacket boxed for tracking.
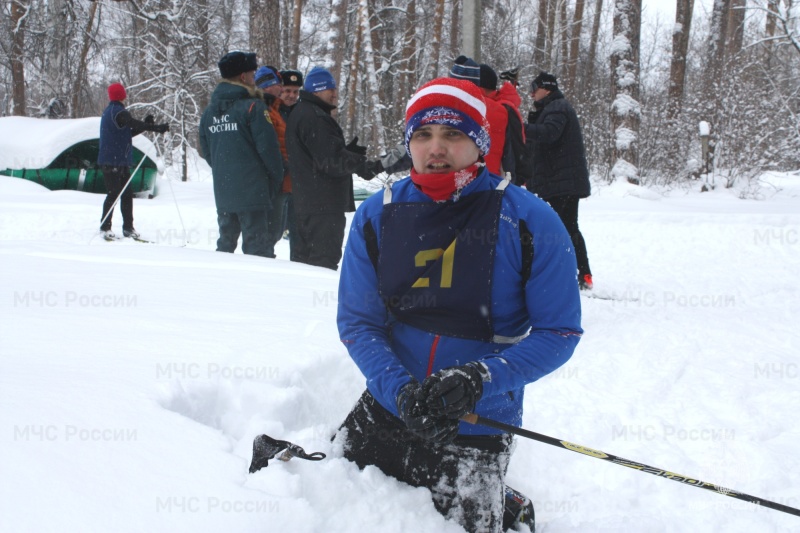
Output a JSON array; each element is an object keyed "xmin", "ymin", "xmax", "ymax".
[{"xmin": 199, "ymin": 81, "xmax": 284, "ymax": 212}]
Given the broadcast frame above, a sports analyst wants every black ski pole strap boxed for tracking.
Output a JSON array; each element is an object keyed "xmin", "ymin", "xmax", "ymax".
[
  {"xmin": 279, "ymin": 442, "xmax": 326, "ymax": 462},
  {"xmin": 249, "ymin": 434, "xmax": 326, "ymax": 474},
  {"xmin": 461, "ymin": 413, "xmax": 800, "ymax": 518}
]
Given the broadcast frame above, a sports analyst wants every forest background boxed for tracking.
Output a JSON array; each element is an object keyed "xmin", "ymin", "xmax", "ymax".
[{"xmin": 2, "ymin": 0, "xmax": 799, "ymax": 191}]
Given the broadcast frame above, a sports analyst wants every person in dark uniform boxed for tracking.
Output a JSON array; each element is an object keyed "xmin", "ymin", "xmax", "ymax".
[
  {"xmin": 335, "ymin": 77, "xmax": 583, "ymax": 532},
  {"xmin": 199, "ymin": 51, "xmax": 284, "ymax": 258}
]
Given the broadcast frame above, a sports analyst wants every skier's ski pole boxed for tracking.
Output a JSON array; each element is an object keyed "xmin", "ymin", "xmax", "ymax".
[
  {"xmin": 100, "ymin": 155, "xmax": 147, "ymax": 229},
  {"xmin": 91, "ymin": 153, "xmax": 148, "ymax": 243},
  {"xmin": 461, "ymin": 413, "xmax": 800, "ymax": 518}
]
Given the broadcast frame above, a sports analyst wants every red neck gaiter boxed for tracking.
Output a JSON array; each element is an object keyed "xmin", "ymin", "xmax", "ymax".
[{"xmin": 410, "ymin": 162, "xmax": 483, "ymax": 201}]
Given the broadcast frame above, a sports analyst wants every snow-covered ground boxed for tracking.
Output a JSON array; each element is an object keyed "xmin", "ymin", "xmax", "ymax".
[{"xmin": 1, "ymin": 165, "xmax": 799, "ymax": 532}]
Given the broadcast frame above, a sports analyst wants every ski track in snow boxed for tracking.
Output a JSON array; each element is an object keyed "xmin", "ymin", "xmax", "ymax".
[{"xmin": 1, "ymin": 171, "xmax": 799, "ymax": 532}]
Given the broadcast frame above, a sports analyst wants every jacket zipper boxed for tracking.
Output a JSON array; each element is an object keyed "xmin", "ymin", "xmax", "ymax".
[{"xmin": 425, "ymin": 335, "xmax": 441, "ymax": 377}]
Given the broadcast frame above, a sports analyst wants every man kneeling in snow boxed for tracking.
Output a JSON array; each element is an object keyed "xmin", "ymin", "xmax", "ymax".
[{"xmin": 334, "ymin": 77, "xmax": 583, "ymax": 532}]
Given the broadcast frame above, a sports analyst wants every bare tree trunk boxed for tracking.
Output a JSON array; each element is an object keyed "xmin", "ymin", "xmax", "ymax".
[
  {"xmin": 566, "ymin": 0, "xmax": 587, "ymax": 93},
  {"xmin": 534, "ymin": 0, "xmax": 550, "ymax": 68},
  {"xmin": 546, "ymin": 0, "xmax": 557, "ymax": 67},
  {"xmin": 289, "ymin": 0, "xmax": 305, "ymax": 67},
  {"xmin": 726, "ymin": 0, "xmax": 745, "ymax": 58},
  {"xmin": 449, "ymin": 0, "xmax": 460, "ymax": 61},
  {"xmin": 399, "ymin": 0, "xmax": 417, "ymax": 99},
  {"xmin": 72, "ymin": 0, "xmax": 99, "ymax": 118},
  {"xmin": 250, "ymin": 0, "xmax": 281, "ymax": 65},
  {"xmin": 428, "ymin": 0, "xmax": 446, "ymax": 78},
  {"xmin": 559, "ymin": 0, "xmax": 569, "ymax": 69},
  {"xmin": 610, "ymin": 0, "xmax": 642, "ymax": 184},
  {"xmin": 582, "ymin": 0, "xmax": 604, "ymax": 95},
  {"xmin": 666, "ymin": 0, "xmax": 693, "ymax": 119},
  {"xmin": 707, "ymin": 0, "xmax": 730, "ymax": 90},
  {"xmin": 764, "ymin": 0, "xmax": 778, "ymax": 66},
  {"xmin": 359, "ymin": 0, "xmax": 386, "ymax": 151},
  {"xmin": 326, "ymin": 0, "xmax": 347, "ymax": 86},
  {"xmin": 345, "ymin": 7, "xmax": 363, "ymax": 138},
  {"xmin": 10, "ymin": 0, "xmax": 30, "ymax": 116}
]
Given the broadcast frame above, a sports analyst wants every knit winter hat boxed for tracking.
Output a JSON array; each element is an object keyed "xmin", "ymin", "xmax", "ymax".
[
  {"xmin": 255, "ymin": 65, "xmax": 282, "ymax": 89},
  {"xmin": 479, "ymin": 64, "xmax": 498, "ymax": 91},
  {"xmin": 531, "ymin": 71, "xmax": 558, "ymax": 92},
  {"xmin": 449, "ymin": 55, "xmax": 481, "ymax": 85},
  {"xmin": 218, "ymin": 51, "xmax": 258, "ymax": 79},
  {"xmin": 280, "ymin": 70, "xmax": 303, "ymax": 87},
  {"xmin": 404, "ymin": 77, "xmax": 491, "ymax": 156},
  {"xmin": 304, "ymin": 67, "xmax": 336, "ymax": 92},
  {"xmin": 107, "ymin": 83, "xmax": 126, "ymax": 102}
]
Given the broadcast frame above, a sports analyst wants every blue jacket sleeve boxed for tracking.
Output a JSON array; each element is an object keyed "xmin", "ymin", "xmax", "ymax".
[
  {"xmin": 479, "ymin": 195, "xmax": 582, "ymax": 397},
  {"xmin": 337, "ymin": 199, "xmax": 414, "ymax": 416}
]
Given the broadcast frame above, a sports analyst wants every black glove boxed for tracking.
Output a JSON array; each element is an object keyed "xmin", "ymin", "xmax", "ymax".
[
  {"xmin": 527, "ymin": 110, "xmax": 539, "ymax": 124},
  {"xmin": 397, "ymin": 381, "xmax": 459, "ymax": 443},
  {"xmin": 144, "ymin": 114, "xmax": 155, "ymax": 125},
  {"xmin": 346, "ymin": 136, "xmax": 368, "ymax": 156},
  {"xmin": 360, "ymin": 159, "xmax": 384, "ymax": 181},
  {"xmin": 154, "ymin": 123, "xmax": 169, "ymax": 133},
  {"xmin": 422, "ymin": 362, "xmax": 487, "ymax": 419}
]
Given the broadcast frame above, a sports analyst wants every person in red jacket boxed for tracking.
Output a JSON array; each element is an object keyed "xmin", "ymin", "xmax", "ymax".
[
  {"xmin": 490, "ymin": 72, "xmax": 530, "ymax": 187},
  {"xmin": 449, "ymin": 56, "xmax": 507, "ymax": 176}
]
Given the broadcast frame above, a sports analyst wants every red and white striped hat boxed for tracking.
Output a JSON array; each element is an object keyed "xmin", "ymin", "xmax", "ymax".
[{"xmin": 404, "ymin": 77, "xmax": 491, "ymax": 156}]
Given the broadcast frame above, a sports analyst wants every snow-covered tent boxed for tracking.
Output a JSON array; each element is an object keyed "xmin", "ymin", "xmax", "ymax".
[{"xmin": 0, "ymin": 116, "xmax": 162, "ymax": 197}]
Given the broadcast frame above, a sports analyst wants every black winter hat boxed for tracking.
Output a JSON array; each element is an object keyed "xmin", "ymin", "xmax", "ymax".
[
  {"xmin": 479, "ymin": 64, "xmax": 498, "ymax": 91},
  {"xmin": 280, "ymin": 69, "xmax": 303, "ymax": 87},
  {"xmin": 218, "ymin": 51, "xmax": 258, "ymax": 79},
  {"xmin": 531, "ymin": 71, "xmax": 558, "ymax": 92}
]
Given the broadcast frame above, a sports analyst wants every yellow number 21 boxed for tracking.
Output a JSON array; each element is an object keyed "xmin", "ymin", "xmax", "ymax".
[{"xmin": 411, "ymin": 239, "xmax": 456, "ymax": 288}]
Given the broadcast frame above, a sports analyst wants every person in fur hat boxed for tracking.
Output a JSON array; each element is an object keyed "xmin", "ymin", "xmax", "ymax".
[{"xmin": 199, "ymin": 51, "xmax": 284, "ymax": 258}]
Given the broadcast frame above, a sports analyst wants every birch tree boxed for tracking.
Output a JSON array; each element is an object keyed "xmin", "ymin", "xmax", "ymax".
[
  {"xmin": 610, "ymin": 0, "xmax": 642, "ymax": 184},
  {"xmin": 8, "ymin": 0, "xmax": 30, "ymax": 115}
]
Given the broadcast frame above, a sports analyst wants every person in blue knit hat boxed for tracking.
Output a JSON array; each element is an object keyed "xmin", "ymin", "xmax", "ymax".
[{"xmin": 284, "ymin": 66, "xmax": 384, "ymax": 270}]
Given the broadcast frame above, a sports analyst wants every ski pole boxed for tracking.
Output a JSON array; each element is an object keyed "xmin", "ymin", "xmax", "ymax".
[
  {"xmin": 151, "ymin": 134, "xmax": 188, "ymax": 247},
  {"xmin": 460, "ymin": 413, "xmax": 800, "ymax": 518},
  {"xmin": 90, "ymin": 153, "xmax": 148, "ymax": 244}
]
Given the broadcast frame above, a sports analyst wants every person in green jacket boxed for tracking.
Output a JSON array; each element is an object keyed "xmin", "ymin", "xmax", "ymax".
[{"xmin": 199, "ymin": 51, "xmax": 284, "ymax": 258}]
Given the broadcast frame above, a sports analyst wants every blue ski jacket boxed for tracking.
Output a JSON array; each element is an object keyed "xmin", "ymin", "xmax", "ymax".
[{"xmin": 337, "ymin": 168, "xmax": 583, "ymax": 435}]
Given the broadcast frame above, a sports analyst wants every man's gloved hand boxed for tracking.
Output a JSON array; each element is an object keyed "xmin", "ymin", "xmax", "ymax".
[
  {"xmin": 397, "ymin": 381, "xmax": 459, "ymax": 443},
  {"xmin": 154, "ymin": 123, "xmax": 170, "ymax": 133},
  {"xmin": 346, "ymin": 136, "xmax": 368, "ymax": 156},
  {"xmin": 422, "ymin": 362, "xmax": 488, "ymax": 419},
  {"xmin": 144, "ymin": 114, "xmax": 155, "ymax": 125},
  {"xmin": 527, "ymin": 110, "xmax": 539, "ymax": 124},
  {"xmin": 360, "ymin": 160, "xmax": 384, "ymax": 181}
]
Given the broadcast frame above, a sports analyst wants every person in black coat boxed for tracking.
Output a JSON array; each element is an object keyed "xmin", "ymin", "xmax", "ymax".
[
  {"xmin": 97, "ymin": 82, "xmax": 169, "ymax": 240},
  {"xmin": 284, "ymin": 66, "xmax": 383, "ymax": 270},
  {"xmin": 525, "ymin": 72, "xmax": 593, "ymax": 290}
]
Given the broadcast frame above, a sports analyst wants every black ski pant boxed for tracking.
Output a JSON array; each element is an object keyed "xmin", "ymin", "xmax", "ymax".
[
  {"xmin": 216, "ymin": 209, "xmax": 273, "ymax": 258},
  {"xmin": 100, "ymin": 165, "xmax": 134, "ymax": 231},
  {"xmin": 545, "ymin": 195, "xmax": 592, "ymax": 278},
  {"xmin": 291, "ymin": 212, "xmax": 346, "ymax": 270},
  {"xmin": 336, "ymin": 390, "xmax": 512, "ymax": 533}
]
